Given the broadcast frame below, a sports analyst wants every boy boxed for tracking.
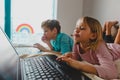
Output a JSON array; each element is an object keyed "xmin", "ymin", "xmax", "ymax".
[{"xmin": 33, "ymin": 19, "xmax": 73, "ymax": 55}]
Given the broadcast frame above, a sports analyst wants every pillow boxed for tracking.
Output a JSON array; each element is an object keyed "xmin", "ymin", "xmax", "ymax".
[{"xmin": 83, "ymin": 72, "xmax": 104, "ymax": 80}]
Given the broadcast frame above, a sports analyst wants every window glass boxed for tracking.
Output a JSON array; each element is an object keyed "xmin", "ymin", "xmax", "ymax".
[
  {"xmin": 0, "ymin": 0, "xmax": 4, "ymax": 29},
  {"xmin": 11, "ymin": 0, "xmax": 57, "ymax": 46}
]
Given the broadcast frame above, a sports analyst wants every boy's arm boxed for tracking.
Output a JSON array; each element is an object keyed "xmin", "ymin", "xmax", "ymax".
[{"xmin": 45, "ymin": 41, "xmax": 53, "ymax": 50}]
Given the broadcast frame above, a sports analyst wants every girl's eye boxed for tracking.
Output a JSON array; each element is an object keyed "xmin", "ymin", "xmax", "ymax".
[{"xmin": 79, "ymin": 26, "xmax": 85, "ymax": 30}]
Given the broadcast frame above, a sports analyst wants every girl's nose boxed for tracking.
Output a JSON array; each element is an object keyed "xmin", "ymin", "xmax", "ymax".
[{"xmin": 74, "ymin": 28, "xmax": 80, "ymax": 33}]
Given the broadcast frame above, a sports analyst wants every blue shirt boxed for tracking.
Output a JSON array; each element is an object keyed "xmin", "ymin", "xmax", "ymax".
[{"xmin": 50, "ymin": 33, "xmax": 73, "ymax": 54}]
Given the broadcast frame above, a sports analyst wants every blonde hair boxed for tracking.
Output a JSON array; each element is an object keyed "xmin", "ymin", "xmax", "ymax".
[{"xmin": 83, "ymin": 16, "xmax": 103, "ymax": 51}]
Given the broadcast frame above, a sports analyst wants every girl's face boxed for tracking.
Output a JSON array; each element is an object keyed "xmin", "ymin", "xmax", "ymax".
[
  {"xmin": 42, "ymin": 26, "xmax": 57, "ymax": 40},
  {"xmin": 73, "ymin": 18, "xmax": 95, "ymax": 44}
]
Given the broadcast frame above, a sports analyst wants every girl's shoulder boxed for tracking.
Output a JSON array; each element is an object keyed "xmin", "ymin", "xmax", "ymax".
[
  {"xmin": 97, "ymin": 41, "xmax": 106, "ymax": 48},
  {"xmin": 95, "ymin": 41, "xmax": 108, "ymax": 52},
  {"xmin": 96, "ymin": 41, "xmax": 120, "ymax": 55}
]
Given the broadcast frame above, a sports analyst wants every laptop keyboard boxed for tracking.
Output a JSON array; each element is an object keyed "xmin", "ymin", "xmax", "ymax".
[
  {"xmin": 23, "ymin": 56, "xmax": 67, "ymax": 80},
  {"xmin": 22, "ymin": 55, "xmax": 91, "ymax": 80}
]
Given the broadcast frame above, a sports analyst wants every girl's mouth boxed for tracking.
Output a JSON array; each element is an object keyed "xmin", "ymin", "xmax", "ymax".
[{"xmin": 71, "ymin": 34, "xmax": 80, "ymax": 37}]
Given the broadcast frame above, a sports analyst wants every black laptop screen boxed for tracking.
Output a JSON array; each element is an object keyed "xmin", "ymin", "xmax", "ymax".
[{"xmin": 0, "ymin": 28, "xmax": 19, "ymax": 80}]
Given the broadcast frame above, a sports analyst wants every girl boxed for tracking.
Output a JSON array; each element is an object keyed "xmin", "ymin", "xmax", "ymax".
[{"xmin": 57, "ymin": 16, "xmax": 120, "ymax": 79}]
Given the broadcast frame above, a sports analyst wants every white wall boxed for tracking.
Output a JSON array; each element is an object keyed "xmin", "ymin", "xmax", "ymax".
[
  {"xmin": 83, "ymin": 0, "xmax": 120, "ymax": 26},
  {"xmin": 57, "ymin": 0, "xmax": 120, "ymax": 35},
  {"xmin": 57, "ymin": 0, "xmax": 83, "ymax": 35}
]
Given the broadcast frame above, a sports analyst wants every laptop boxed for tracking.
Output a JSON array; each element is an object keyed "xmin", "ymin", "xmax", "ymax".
[
  {"xmin": 0, "ymin": 27, "xmax": 91, "ymax": 80},
  {"xmin": 0, "ymin": 27, "xmax": 20, "ymax": 80},
  {"xmin": 12, "ymin": 38, "xmax": 42, "ymax": 56},
  {"xmin": 13, "ymin": 39, "xmax": 47, "ymax": 56}
]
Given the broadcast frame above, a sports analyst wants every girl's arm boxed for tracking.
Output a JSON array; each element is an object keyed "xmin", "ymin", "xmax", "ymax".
[
  {"xmin": 59, "ymin": 56, "xmax": 97, "ymax": 75},
  {"xmin": 93, "ymin": 42, "xmax": 118, "ymax": 79}
]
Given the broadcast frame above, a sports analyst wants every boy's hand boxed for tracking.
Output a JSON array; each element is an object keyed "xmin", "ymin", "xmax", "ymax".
[
  {"xmin": 33, "ymin": 43, "xmax": 46, "ymax": 51},
  {"xmin": 41, "ymin": 35, "xmax": 50, "ymax": 43}
]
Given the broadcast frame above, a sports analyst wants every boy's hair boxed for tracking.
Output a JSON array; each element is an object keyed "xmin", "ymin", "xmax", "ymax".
[
  {"xmin": 41, "ymin": 19, "xmax": 61, "ymax": 34},
  {"xmin": 83, "ymin": 16, "xmax": 103, "ymax": 50}
]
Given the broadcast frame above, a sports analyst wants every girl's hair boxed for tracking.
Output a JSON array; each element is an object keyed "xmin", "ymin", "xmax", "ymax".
[
  {"xmin": 83, "ymin": 16, "xmax": 103, "ymax": 50},
  {"xmin": 41, "ymin": 19, "xmax": 61, "ymax": 34}
]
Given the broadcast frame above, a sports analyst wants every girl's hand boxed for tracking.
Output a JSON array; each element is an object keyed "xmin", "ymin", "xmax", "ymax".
[
  {"xmin": 56, "ymin": 52, "xmax": 72, "ymax": 61},
  {"xmin": 57, "ymin": 56, "xmax": 82, "ymax": 70},
  {"xmin": 64, "ymin": 52, "xmax": 73, "ymax": 58}
]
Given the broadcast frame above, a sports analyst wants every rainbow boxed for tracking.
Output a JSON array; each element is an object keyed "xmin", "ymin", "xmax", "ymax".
[{"xmin": 16, "ymin": 24, "xmax": 34, "ymax": 34}]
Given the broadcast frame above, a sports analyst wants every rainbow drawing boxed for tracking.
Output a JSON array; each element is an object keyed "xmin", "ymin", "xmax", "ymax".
[{"xmin": 16, "ymin": 24, "xmax": 34, "ymax": 34}]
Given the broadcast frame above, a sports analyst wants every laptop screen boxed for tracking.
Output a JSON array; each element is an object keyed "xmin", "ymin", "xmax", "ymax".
[{"xmin": 0, "ymin": 27, "xmax": 19, "ymax": 80}]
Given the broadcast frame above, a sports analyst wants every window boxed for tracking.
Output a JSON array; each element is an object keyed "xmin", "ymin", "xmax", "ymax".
[
  {"xmin": 0, "ymin": 0, "xmax": 4, "ymax": 29},
  {"xmin": 11, "ymin": 0, "xmax": 57, "ymax": 45}
]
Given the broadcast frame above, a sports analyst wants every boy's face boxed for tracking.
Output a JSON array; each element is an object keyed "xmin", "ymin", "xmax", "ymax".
[{"xmin": 42, "ymin": 26, "xmax": 56, "ymax": 40}]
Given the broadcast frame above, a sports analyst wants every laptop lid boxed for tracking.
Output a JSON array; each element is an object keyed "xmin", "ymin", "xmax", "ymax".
[{"xmin": 0, "ymin": 27, "xmax": 20, "ymax": 80}]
